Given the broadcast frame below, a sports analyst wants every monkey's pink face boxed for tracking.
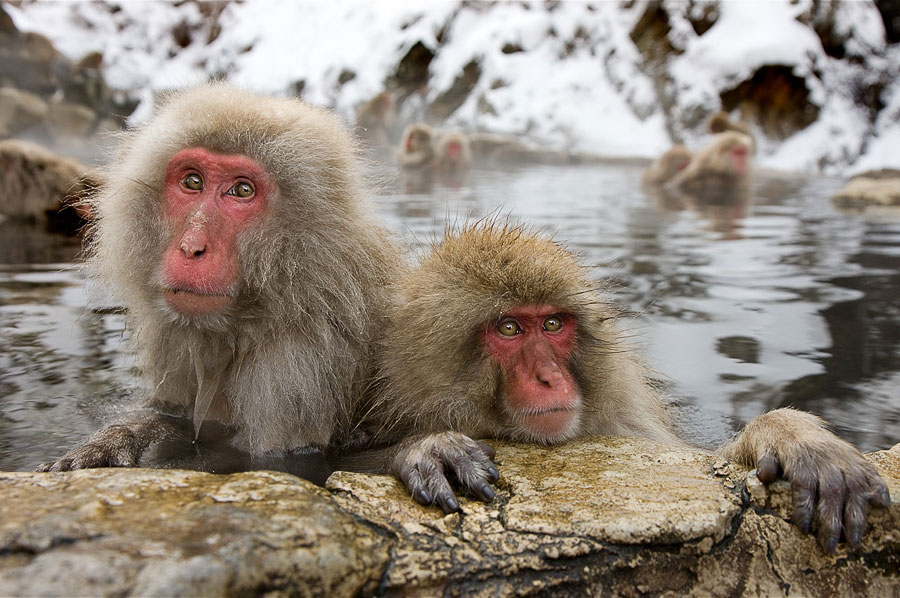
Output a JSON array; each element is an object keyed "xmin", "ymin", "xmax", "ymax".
[
  {"xmin": 446, "ymin": 140, "xmax": 462, "ymax": 160},
  {"xmin": 484, "ymin": 306, "xmax": 581, "ymax": 442},
  {"xmin": 731, "ymin": 145, "xmax": 749, "ymax": 175},
  {"xmin": 161, "ymin": 148, "xmax": 274, "ymax": 317}
]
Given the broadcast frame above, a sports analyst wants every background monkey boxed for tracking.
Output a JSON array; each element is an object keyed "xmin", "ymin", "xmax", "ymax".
[
  {"xmin": 396, "ymin": 123, "xmax": 437, "ymax": 169},
  {"xmin": 642, "ymin": 144, "xmax": 692, "ymax": 187},
  {"xmin": 668, "ymin": 131, "xmax": 752, "ymax": 197},
  {"xmin": 38, "ymin": 83, "xmax": 399, "ymax": 473},
  {"xmin": 708, "ymin": 110, "xmax": 754, "ymax": 141},
  {"xmin": 355, "ymin": 90, "xmax": 396, "ymax": 148},
  {"xmin": 434, "ymin": 131, "xmax": 472, "ymax": 172},
  {"xmin": 363, "ymin": 221, "xmax": 890, "ymax": 553}
]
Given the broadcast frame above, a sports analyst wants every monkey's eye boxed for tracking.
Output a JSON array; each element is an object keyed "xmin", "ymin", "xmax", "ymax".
[
  {"xmin": 181, "ymin": 173, "xmax": 203, "ymax": 191},
  {"xmin": 543, "ymin": 316, "xmax": 563, "ymax": 332},
  {"xmin": 227, "ymin": 181, "xmax": 256, "ymax": 199},
  {"xmin": 497, "ymin": 319, "xmax": 522, "ymax": 337}
]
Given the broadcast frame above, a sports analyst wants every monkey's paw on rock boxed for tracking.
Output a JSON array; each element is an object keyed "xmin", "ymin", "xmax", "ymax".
[{"xmin": 5, "ymin": 438, "xmax": 899, "ymax": 597}]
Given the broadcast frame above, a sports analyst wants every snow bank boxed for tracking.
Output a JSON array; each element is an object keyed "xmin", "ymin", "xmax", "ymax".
[{"xmin": 7, "ymin": 0, "xmax": 899, "ymax": 174}]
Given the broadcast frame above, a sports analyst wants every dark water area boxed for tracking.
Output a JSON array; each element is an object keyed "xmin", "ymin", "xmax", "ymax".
[{"xmin": 1, "ymin": 162, "xmax": 898, "ymax": 472}]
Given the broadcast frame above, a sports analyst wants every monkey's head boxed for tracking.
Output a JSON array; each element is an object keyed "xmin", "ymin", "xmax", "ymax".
[
  {"xmin": 382, "ymin": 222, "xmax": 622, "ymax": 444},
  {"xmin": 716, "ymin": 132, "xmax": 752, "ymax": 176},
  {"xmin": 438, "ymin": 133, "xmax": 470, "ymax": 166},
  {"xmin": 403, "ymin": 124, "xmax": 433, "ymax": 153},
  {"xmin": 89, "ymin": 83, "xmax": 366, "ymax": 330},
  {"xmin": 708, "ymin": 111, "xmax": 731, "ymax": 134},
  {"xmin": 662, "ymin": 146, "xmax": 692, "ymax": 177}
]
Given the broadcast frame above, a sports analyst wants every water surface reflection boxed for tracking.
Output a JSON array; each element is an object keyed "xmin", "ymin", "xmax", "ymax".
[{"xmin": 1, "ymin": 162, "xmax": 897, "ymax": 471}]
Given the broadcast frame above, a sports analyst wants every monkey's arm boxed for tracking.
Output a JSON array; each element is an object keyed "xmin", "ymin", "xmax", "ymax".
[
  {"xmin": 36, "ymin": 411, "xmax": 184, "ymax": 472},
  {"xmin": 718, "ymin": 407, "xmax": 891, "ymax": 552},
  {"xmin": 391, "ymin": 432, "xmax": 500, "ymax": 513}
]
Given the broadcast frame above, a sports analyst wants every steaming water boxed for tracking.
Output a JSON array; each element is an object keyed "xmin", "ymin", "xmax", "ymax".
[{"xmin": 2, "ymin": 162, "xmax": 898, "ymax": 471}]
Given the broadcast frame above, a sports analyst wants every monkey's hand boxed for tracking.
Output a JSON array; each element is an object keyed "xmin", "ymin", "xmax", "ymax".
[
  {"xmin": 392, "ymin": 431, "xmax": 500, "ymax": 513},
  {"xmin": 721, "ymin": 408, "xmax": 891, "ymax": 553},
  {"xmin": 35, "ymin": 424, "xmax": 145, "ymax": 472}
]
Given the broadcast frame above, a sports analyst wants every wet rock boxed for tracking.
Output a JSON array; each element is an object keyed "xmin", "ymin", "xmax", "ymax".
[
  {"xmin": 0, "ymin": 10, "xmax": 133, "ymax": 165},
  {"xmin": 832, "ymin": 169, "xmax": 900, "ymax": 209},
  {"xmin": 1, "ymin": 437, "xmax": 898, "ymax": 596}
]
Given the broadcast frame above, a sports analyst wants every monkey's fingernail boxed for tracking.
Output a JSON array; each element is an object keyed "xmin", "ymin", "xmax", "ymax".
[
  {"xmin": 848, "ymin": 529, "xmax": 863, "ymax": 549},
  {"xmin": 445, "ymin": 497, "xmax": 459, "ymax": 512},
  {"xmin": 416, "ymin": 489, "xmax": 432, "ymax": 505},
  {"xmin": 487, "ymin": 465, "xmax": 499, "ymax": 481},
  {"xmin": 478, "ymin": 483, "xmax": 495, "ymax": 502},
  {"xmin": 823, "ymin": 535, "xmax": 839, "ymax": 554}
]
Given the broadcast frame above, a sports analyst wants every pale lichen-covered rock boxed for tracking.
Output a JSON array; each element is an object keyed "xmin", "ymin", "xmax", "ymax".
[
  {"xmin": 1, "ymin": 438, "xmax": 898, "ymax": 597},
  {"xmin": 0, "ymin": 469, "xmax": 389, "ymax": 597}
]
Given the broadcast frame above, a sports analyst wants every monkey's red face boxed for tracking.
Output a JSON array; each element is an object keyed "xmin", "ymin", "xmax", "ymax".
[
  {"xmin": 484, "ymin": 306, "xmax": 580, "ymax": 442},
  {"xmin": 161, "ymin": 148, "xmax": 274, "ymax": 317},
  {"xmin": 730, "ymin": 145, "xmax": 748, "ymax": 175},
  {"xmin": 446, "ymin": 141, "xmax": 462, "ymax": 160}
]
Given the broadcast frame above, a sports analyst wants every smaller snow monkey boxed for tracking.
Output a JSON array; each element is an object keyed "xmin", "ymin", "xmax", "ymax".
[
  {"xmin": 668, "ymin": 131, "xmax": 753, "ymax": 196},
  {"xmin": 37, "ymin": 83, "xmax": 399, "ymax": 472},
  {"xmin": 396, "ymin": 123, "xmax": 437, "ymax": 169},
  {"xmin": 641, "ymin": 144, "xmax": 693, "ymax": 186},
  {"xmin": 434, "ymin": 131, "xmax": 472, "ymax": 172},
  {"xmin": 363, "ymin": 221, "xmax": 890, "ymax": 553}
]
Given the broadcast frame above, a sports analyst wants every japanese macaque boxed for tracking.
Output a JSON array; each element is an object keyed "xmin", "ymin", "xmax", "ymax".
[
  {"xmin": 37, "ymin": 83, "xmax": 399, "ymax": 473},
  {"xmin": 708, "ymin": 111, "xmax": 756, "ymax": 155},
  {"xmin": 642, "ymin": 145, "xmax": 693, "ymax": 187},
  {"xmin": 708, "ymin": 110, "xmax": 753, "ymax": 138},
  {"xmin": 669, "ymin": 131, "xmax": 752, "ymax": 198},
  {"xmin": 0, "ymin": 139, "xmax": 99, "ymax": 230},
  {"xmin": 355, "ymin": 90, "xmax": 396, "ymax": 147},
  {"xmin": 434, "ymin": 131, "xmax": 472, "ymax": 172},
  {"xmin": 365, "ymin": 222, "xmax": 890, "ymax": 552},
  {"xmin": 396, "ymin": 123, "xmax": 437, "ymax": 169}
]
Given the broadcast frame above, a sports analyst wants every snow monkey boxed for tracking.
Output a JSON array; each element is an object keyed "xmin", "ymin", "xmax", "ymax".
[
  {"xmin": 365, "ymin": 221, "xmax": 890, "ymax": 553},
  {"xmin": 642, "ymin": 144, "xmax": 693, "ymax": 186},
  {"xmin": 355, "ymin": 90, "xmax": 396, "ymax": 147},
  {"xmin": 708, "ymin": 110, "xmax": 754, "ymax": 140},
  {"xmin": 434, "ymin": 131, "xmax": 472, "ymax": 172},
  {"xmin": 397, "ymin": 123, "xmax": 437, "ymax": 169},
  {"xmin": 37, "ymin": 83, "xmax": 399, "ymax": 472},
  {"xmin": 669, "ymin": 131, "xmax": 753, "ymax": 197}
]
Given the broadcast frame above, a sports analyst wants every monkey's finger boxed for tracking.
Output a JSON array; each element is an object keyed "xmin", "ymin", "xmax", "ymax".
[
  {"xmin": 842, "ymin": 475, "xmax": 869, "ymax": 549},
  {"xmin": 450, "ymin": 456, "xmax": 496, "ymax": 503},
  {"xmin": 789, "ymin": 464, "xmax": 817, "ymax": 534},
  {"xmin": 868, "ymin": 474, "xmax": 891, "ymax": 509},
  {"xmin": 458, "ymin": 459, "xmax": 498, "ymax": 502},
  {"xmin": 756, "ymin": 452, "xmax": 781, "ymax": 485},
  {"xmin": 814, "ymin": 469, "xmax": 845, "ymax": 554},
  {"xmin": 426, "ymin": 472, "xmax": 461, "ymax": 514},
  {"xmin": 401, "ymin": 467, "xmax": 433, "ymax": 506},
  {"xmin": 486, "ymin": 463, "xmax": 500, "ymax": 483},
  {"xmin": 34, "ymin": 462, "xmax": 52, "ymax": 472},
  {"xmin": 416, "ymin": 457, "xmax": 460, "ymax": 513},
  {"xmin": 475, "ymin": 440, "xmax": 496, "ymax": 460},
  {"xmin": 47, "ymin": 458, "xmax": 74, "ymax": 472}
]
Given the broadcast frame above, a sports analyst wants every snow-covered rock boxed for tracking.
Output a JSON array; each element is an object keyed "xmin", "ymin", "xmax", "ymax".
[{"xmin": 5, "ymin": 0, "xmax": 899, "ymax": 174}]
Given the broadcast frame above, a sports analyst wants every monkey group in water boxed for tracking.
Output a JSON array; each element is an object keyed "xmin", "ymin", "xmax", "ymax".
[{"xmin": 36, "ymin": 84, "xmax": 890, "ymax": 554}]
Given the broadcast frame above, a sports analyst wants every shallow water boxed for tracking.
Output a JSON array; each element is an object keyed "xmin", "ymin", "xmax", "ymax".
[{"xmin": 1, "ymin": 162, "xmax": 898, "ymax": 471}]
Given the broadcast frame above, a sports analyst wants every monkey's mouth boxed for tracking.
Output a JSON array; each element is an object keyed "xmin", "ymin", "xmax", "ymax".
[
  {"xmin": 520, "ymin": 406, "xmax": 578, "ymax": 440},
  {"xmin": 163, "ymin": 287, "xmax": 234, "ymax": 316}
]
